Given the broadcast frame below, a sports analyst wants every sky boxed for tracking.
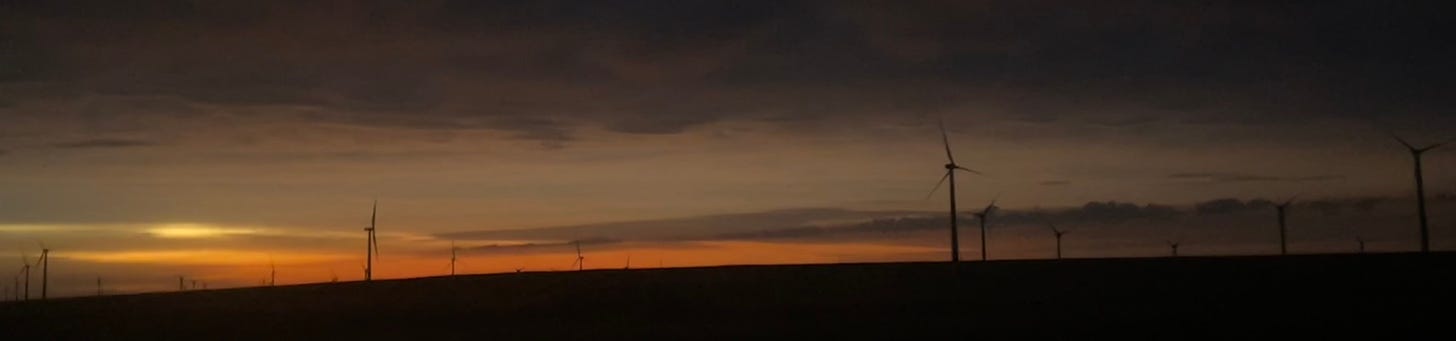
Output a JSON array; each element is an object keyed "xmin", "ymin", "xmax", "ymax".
[{"xmin": 1, "ymin": 1, "xmax": 1454, "ymax": 297}]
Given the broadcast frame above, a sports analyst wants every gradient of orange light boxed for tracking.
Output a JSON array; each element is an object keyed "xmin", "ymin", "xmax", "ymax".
[{"xmin": 178, "ymin": 241, "xmax": 942, "ymax": 288}]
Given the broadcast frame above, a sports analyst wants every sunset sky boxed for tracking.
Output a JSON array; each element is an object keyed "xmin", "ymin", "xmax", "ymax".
[{"xmin": 1, "ymin": 1, "xmax": 1453, "ymax": 297}]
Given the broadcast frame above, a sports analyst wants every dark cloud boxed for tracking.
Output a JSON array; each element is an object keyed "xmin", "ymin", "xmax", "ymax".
[
  {"xmin": 1169, "ymin": 172, "xmax": 1344, "ymax": 183},
  {"xmin": 2, "ymin": 0, "xmax": 1450, "ymax": 147},
  {"xmin": 50, "ymin": 138, "xmax": 158, "ymax": 149},
  {"xmin": 464, "ymin": 237, "xmax": 620, "ymax": 254},
  {"xmin": 440, "ymin": 193, "xmax": 1434, "ymax": 244},
  {"xmin": 440, "ymin": 208, "xmax": 923, "ymax": 242}
]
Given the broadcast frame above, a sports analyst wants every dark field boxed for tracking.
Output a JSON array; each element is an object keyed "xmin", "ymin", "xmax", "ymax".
[{"xmin": 3, "ymin": 253, "xmax": 1453, "ymax": 339}]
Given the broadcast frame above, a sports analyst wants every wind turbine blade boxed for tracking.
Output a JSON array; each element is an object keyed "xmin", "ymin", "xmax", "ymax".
[
  {"xmin": 939, "ymin": 119, "xmax": 956, "ymax": 164},
  {"xmin": 924, "ymin": 171, "xmax": 951, "ymax": 200},
  {"xmin": 953, "ymin": 166, "xmax": 985, "ymax": 176},
  {"xmin": 1386, "ymin": 131, "xmax": 1416, "ymax": 150},
  {"xmin": 373, "ymin": 235, "xmax": 380, "ymax": 260},
  {"xmin": 1283, "ymin": 193, "xmax": 1302, "ymax": 206},
  {"xmin": 370, "ymin": 200, "xmax": 377, "ymax": 229},
  {"xmin": 1422, "ymin": 138, "xmax": 1454, "ymax": 151}
]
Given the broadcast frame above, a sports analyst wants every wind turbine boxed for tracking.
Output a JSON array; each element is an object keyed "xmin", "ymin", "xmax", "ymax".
[
  {"xmin": 178, "ymin": 276, "xmax": 185, "ymax": 291},
  {"xmin": 1167, "ymin": 240, "xmax": 1181, "ymax": 257},
  {"xmin": 569, "ymin": 241, "xmax": 585, "ymax": 271},
  {"xmin": 364, "ymin": 200, "xmax": 380, "ymax": 281},
  {"xmin": 1049, "ymin": 223, "xmax": 1070, "ymax": 260},
  {"xmin": 450, "ymin": 241, "xmax": 458, "ymax": 276},
  {"xmin": 925, "ymin": 119, "xmax": 985, "ymax": 263},
  {"xmin": 1356, "ymin": 236, "xmax": 1367, "ymax": 254},
  {"xmin": 971, "ymin": 199, "xmax": 998, "ymax": 261},
  {"xmin": 19, "ymin": 252, "xmax": 31, "ymax": 301},
  {"xmin": 1388, "ymin": 133, "xmax": 1452, "ymax": 253},
  {"xmin": 38, "ymin": 244, "xmax": 49, "ymax": 300},
  {"xmin": 269, "ymin": 259, "xmax": 277, "ymax": 286},
  {"xmin": 1274, "ymin": 195, "xmax": 1299, "ymax": 255},
  {"xmin": 624, "ymin": 255, "xmax": 631, "ymax": 270}
]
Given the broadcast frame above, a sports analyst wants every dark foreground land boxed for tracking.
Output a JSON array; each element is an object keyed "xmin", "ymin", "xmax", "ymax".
[{"xmin": 3, "ymin": 253, "xmax": 1454, "ymax": 339}]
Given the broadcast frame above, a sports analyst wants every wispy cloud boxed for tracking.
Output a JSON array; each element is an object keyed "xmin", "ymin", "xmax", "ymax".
[
  {"xmin": 50, "ymin": 138, "xmax": 158, "ymax": 149},
  {"xmin": 1168, "ymin": 172, "xmax": 1343, "ymax": 183}
]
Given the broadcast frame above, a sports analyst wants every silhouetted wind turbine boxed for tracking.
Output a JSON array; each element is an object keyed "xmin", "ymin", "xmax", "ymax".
[
  {"xmin": 20, "ymin": 251, "xmax": 31, "ymax": 300},
  {"xmin": 1167, "ymin": 240, "xmax": 1181, "ymax": 257},
  {"xmin": 1274, "ymin": 195, "xmax": 1299, "ymax": 255},
  {"xmin": 364, "ymin": 200, "xmax": 380, "ymax": 281},
  {"xmin": 96, "ymin": 276, "xmax": 103, "ymax": 296},
  {"xmin": 972, "ymin": 199, "xmax": 998, "ymax": 261},
  {"xmin": 1049, "ymin": 223, "xmax": 1069, "ymax": 260},
  {"xmin": 38, "ymin": 243, "xmax": 48, "ymax": 300},
  {"xmin": 569, "ymin": 241, "xmax": 585, "ymax": 271},
  {"xmin": 450, "ymin": 241, "xmax": 458, "ymax": 276},
  {"xmin": 269, "ymin": 259, "xmax": 277, "ymax": 287},
  {"xmin": 624, "ymin": 255, "xmax": 631, "ymax": 270},
  {"xmin": 926, "ymin": 119, "xmax": 985, "ymax": 263},
  {"xmin": 178, "ymin": 276, "xmax": 185, "ymax": 291},
  {"xmin": 1356, "ymin": 236, "xmax": 1367, "ymax": 254},
  {"xmin": 330, "ymin": 268, "xmax": 339, "ymax": 283},
  {"xmin": 1388, "ymin": 133, "xmax": 1452, "ymax": 253}
]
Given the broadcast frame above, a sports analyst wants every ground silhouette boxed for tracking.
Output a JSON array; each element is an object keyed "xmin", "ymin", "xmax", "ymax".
[{"xmin": 2, "ymin": 253, "xmax": 1452, "ymax": 339}]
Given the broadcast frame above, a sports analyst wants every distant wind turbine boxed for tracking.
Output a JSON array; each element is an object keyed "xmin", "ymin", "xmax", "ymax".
[
  {"xmin": 1356, "ymin": 236, "xmax": 1367, "ymax": 254},
  {"xmin": 1167, "ymin": 240, "xmax": 1181, "ymax": 257},
  {"xmin": 19, "ymin": 251, "xmax": 31, "ymax": 301},
  {"xmin": 38, "ymin": 244, "xmax": 49, "ymax": 300},
  {"xmin": 178, "ymin": 276, "xmax": 185, "ymax": 291},
  {"xmin": 1049, "ymin": 223, "xmax": 1070, "ymax": 260},
  {"xmin": 624, "ymin": 255, "xmax": 631, "ymax": 270},
  {"xmin": 1274, "ymin": 195, "xmax": 1299, "ymax": 255},
  {"xmin": 925, "ymin": 119, "xmax": 985, "ymax": 263},
  {"xmin": 569, "ymin": 241, "xmax": 585, "ymax": 271},
  {"xmin": 972, "ymin": 199, "xmax": 998, "ymax": 261},
  {"xmin": 269, "ymin": 259, "xmax": 277, "ymax": 287},
  {"xmin": 364, "ymin": 200, "xmax": 380, "ymax": 281},
  {"xmin": 450, "ymin": 241, "xmax": 458, "ymax": 276},
  {"xmin": 1388, "ymin": 132, "xmax": 1452, "ymax": 253}
]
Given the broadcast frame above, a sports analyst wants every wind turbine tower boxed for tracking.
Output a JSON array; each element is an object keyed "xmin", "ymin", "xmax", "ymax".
[
  {"xmin": 20, "ymin": 252, "xmax": 31, "ymax": 301},
  {"xmin": 1388, "ymin": 133, "xmax": 1451, "ymax": 253},
  {"xmin": 39, "ymin": 246, "xmax": 48, "ymax": 300},
  {"xmin": 972, "ymin": 199, "xmax": 997, "ymax": 261},
  {"xmin": 364, "ymin": 200, "xmax": 379, "ymax": 281},
  {"xmin": 926, "ymin": 119, "xmax": 985, "ymax": 263},
  {"xmin": 570, "ymin": 241, "xmax": 585, "ymax": 271},
  {"xmin": 1275, "ymin": 196, "xmax": 1298, "ymax": 255},
  {"xmin": 450, "ymin": 241, "xmax": 458, "ymax": 276},
  {"xmin": 1050, "ymin": 223, "xmax": 1069, "ymax": 260}
]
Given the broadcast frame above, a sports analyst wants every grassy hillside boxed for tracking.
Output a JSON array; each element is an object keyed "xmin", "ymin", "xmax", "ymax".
[{"xmin": 3, "ymin": 253, "xmax": 1453, "ymax": 339}]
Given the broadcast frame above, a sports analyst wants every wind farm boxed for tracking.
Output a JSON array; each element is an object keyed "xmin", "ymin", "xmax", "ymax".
[{"xmin": 2, "ymin": 0, "xmax": 1455, "ymax": 338}]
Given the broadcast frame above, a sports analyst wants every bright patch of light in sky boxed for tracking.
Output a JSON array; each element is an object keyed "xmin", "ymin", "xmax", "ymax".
[{"xmin": 146, "ymin": 224, "xmax": 261, "ymax": 239}]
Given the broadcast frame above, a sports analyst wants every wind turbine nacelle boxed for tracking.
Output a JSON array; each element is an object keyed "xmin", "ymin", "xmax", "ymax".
[{"xmin": 944, "ymin": 163, "xmax": 957, "ymax": 170}]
